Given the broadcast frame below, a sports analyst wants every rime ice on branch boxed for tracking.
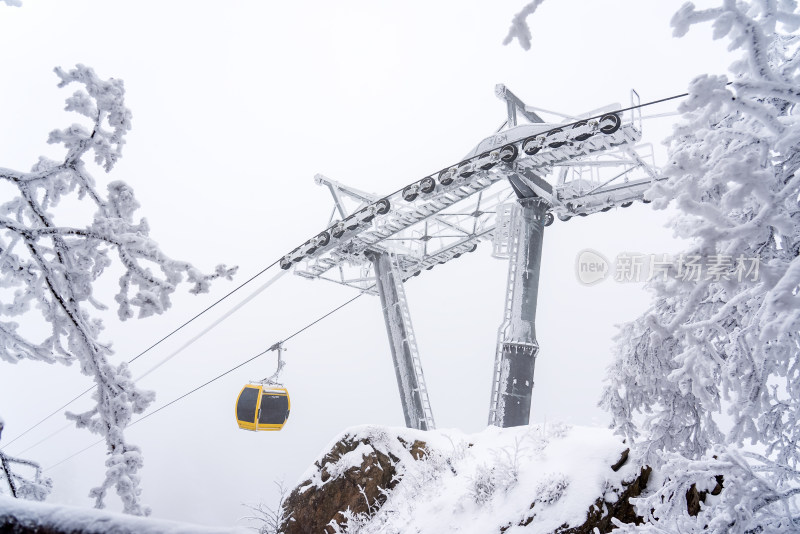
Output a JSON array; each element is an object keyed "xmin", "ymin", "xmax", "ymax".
[
  {"xmin": 0, "ymin": 65, "xmax": 236, "ymax": 514},
  {"xmin": 0, "ymin": 416, "xmax": 51, "ymax": 501},
  {"xmin": 599, "ymin": 1, "xmax": 800, "ymax": 533},
  {"xmin": 502, "ymin": 0, "xmax": 547, "ymax": 51}
]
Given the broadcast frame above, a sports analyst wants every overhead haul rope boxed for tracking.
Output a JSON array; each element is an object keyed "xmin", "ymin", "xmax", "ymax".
[
  {"xmin": 134, "ymin": 270, "xmax": 288, "ymax": 382},
  {"xmin": 9, "ymin": 86, "xmax": 702, "ymax": 453},
  {"xmin": 44, "ymin": 292, "xmax": 364, "ymax": 472},
  {"xmin": 3, "ymin": 260, "xmax": 281, "ymax": 449}
]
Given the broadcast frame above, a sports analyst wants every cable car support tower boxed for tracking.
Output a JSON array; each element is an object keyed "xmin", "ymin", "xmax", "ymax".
[{"xmin": 278, "ymin": 85, "xmax": 660, "ymax": 430}]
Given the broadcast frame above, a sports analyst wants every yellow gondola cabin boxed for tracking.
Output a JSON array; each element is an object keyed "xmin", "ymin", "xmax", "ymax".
[{"xmin": 235, "ymin": 384, "xmax": 290, "ymax": 431}]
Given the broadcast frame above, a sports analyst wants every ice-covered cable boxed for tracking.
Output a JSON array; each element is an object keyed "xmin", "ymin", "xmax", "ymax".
[
  {"xmin": 44, "ymin": 292, "xmax": 364, "ymax": 472},
  {"xmin": 134, "ymin": 269, "xmax": 288, "ymax": 382},
  {"xmin": 14, "ymin": 423, "xmax": 71, "ymax": 456},
  {"xmin": 3, "ymin": 260, "xmax": 280, "ymax": 449}
]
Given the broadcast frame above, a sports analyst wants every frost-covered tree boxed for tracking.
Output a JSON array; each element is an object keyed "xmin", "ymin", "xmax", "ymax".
[
  {"xmin": 243, "ymin": 481, "xmax": 292, "ymax": 534},
  {"xmin": 502, "ymin": 0, "xmax": 547, "ymax": 51},
  {"xmin": 0, "ymin": 417, "xmax": 52, "ymax": 501},
  {"xmin": 0, "ymin": 65, "xmax": 235, "ymax": 515},
  {"xmin": 592, "ymin": 1, "xmax": 800, "ymax": 532}
]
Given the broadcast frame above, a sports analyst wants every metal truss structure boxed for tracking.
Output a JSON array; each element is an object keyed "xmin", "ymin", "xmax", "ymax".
[{"xmin": 280, "ymin": 85, "xmax": 662, "ymax": 430}]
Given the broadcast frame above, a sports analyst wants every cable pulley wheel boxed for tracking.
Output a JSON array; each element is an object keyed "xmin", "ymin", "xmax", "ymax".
[
  {"xmin": 439, "ymin": 168, "xmax": 455, "ymax": 186},
  {"xmin": 499, "ymin": 144, "xmax": 518, "ymax": 163},
  {"xmin": 572, "ymin": 120, "xmax": 592, "ymax": 141},
  {"xmin": 402, "ymin": 186, "xmax": 418, "ymax": 202},
  {"xmin": 599, "ymin": 113, "xmax": 621, "ymax": 134},
  {"xmin": 522, "ymin": 136, "xmax": 540, "ymax": 155},
  {"xmin": 546, "ymin": 128, "xmax": 566, "ymax": 148}
]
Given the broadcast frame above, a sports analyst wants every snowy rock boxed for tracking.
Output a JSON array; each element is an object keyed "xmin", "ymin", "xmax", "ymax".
[
  {"xmin": 281, "ymin": 424, "xmax": 651, "ymax": 534},
  {"xmin": 685, "ymin": 476, "xmax": 723, "ymax": 517},
  {"xmin": 281, "ymin": 426, "xmax": 427, "ymax": 534}
]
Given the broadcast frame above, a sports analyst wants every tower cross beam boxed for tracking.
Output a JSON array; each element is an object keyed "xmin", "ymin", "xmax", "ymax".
[{"xmin": 495, "ymin": 84, "xmax": 545, "ymax": 126}]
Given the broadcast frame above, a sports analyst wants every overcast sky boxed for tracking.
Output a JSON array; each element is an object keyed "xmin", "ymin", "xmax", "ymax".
[{"xmin": 0, "ymin": 0, "xmax": 735, "ymax": 527}]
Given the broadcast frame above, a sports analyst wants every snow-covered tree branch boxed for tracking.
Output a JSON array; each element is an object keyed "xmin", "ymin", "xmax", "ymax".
[
  {"xmin": 0, "ymin": 65, "xmax": 235, "ymax": 515},
  {"xmin": 242, "ymin": 480, "xmax": 292, "ymax": 534},
  {"xmin": 502, "ymin": 0, "xmax": 547, "ymax": 51},
  {"xmin": 600, "ymin": 1, "xmax": 800, "ymax": 532},
  {"xmin": 0, "ymin": 417, "xmax": 51, "ymax": 501}
]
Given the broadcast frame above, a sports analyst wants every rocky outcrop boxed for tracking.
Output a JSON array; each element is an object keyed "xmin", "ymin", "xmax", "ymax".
[
  {"xmin": 686, "ymin": 475, "xmax": 724, "ymax": 517},
  {"xmin": 567, "ymin": 464, "xmax": 651, "ymax": 533},
  {"xmin": 280, "ymin": 424, "xmax": 654, "ymax": 534},
  {"xmin": 501, "ymin": 454, "xmax": 651, "ymax": 533},
  {"xmin": 280, "ymin": 429, "xmax": 428, "ymax": 534}
]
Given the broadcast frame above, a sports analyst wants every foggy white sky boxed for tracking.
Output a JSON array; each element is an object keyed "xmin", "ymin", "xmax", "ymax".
[{"xmin": 0, "ymin": 0, "xmax": 735, "ymax": 527}]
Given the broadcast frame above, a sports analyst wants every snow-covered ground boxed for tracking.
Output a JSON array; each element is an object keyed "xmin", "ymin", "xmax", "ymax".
[{"xmin": 0, "ymin": 495, "xmax": 248, "ymax": 534}]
